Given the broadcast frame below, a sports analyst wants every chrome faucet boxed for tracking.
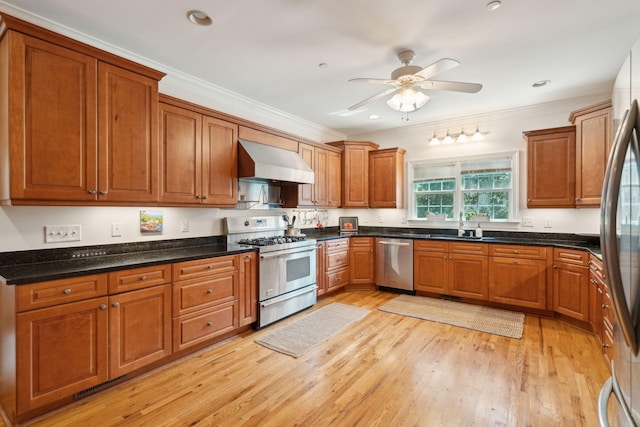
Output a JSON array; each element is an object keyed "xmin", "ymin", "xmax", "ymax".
[{"xmin": 458, "ymin": 211, "xmax": 465, "ymax": 236}]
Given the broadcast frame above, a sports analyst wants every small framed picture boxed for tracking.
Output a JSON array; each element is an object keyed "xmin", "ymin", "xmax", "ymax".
[
  {"xmin": 339, "ymin": 216, "xmax": 358, "ymax": 232},
  {"xmin": 140, "ymin": 210, "xmax": 163, "ymax": 233}
]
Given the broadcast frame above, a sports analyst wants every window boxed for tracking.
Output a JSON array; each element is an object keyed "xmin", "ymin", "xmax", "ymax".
[{"xmin": 409, "ymin": 152, "xmax": 518, "ymax": 222}]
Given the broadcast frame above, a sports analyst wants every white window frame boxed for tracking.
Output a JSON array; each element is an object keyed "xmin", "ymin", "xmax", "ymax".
[{"xmin": 407, "ymin": 151, "xmax": 520, "ymax": 225}]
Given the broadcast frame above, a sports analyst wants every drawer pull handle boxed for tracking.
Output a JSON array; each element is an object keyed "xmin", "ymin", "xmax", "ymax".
[
  {"xmin": 112, "ymin": 302, "xmax": 120, "ymax": 308},
  {"xmin": 99, "ymin": 304, "xmax": 107, "ymax": 310},
  {"xmin": 207, "ymin": 321, "xmax": 214, "ymax": 327},
  {"xmin": 513, "ymin": 260, "xmax": 518, "ymax": 264},
  {"xmin": 63, "ymin": 288, "xmax": 72, "ymax": 295},
  {"xmin": 602, "ymin": 304, "xmax": 609, "ymax": 309},
  {"xmin": 88, "ymin": 189, "xmax": 96, "ymax": 195},
  {"xmin": 140, "ymin": 275, "xmax": 147, "ymax": 281},
  {"xmin": 208, "ymin": 265, "xmax": 213, "ymax": 270},
  {"xmin": 207, "ymin": 289, "xmax": 213, "ymax": 295},
  {"xmin": 513, "ymin": 250, "xmax": 519, "ymax": 254}
]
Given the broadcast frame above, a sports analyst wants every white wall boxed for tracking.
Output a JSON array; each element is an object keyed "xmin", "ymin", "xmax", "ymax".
[{"xmin": 0, "ymin": 94, "xmax": 607, "ymax": 254}]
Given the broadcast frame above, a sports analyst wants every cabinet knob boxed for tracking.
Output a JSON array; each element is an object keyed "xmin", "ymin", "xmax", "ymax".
[
  {"xmin": 202, "ymin": 196, "xmax": 209, "ymax": 200},
  {"xmin": 527, "ymin": 198, "xmax": 531, "ymax": 202},
  {"xmin": 112, "ymin": 302, "xmax": 120, "ymax": 308},
  {"xmin": 99, "ymin": 304, "xmax": 107, "ymax": 310},
  {"xmin": 88, "ymin": 189, "xmax": 96, "ymax": 195},
  {"xmin": 603, "ymin": 343, "xmax": 609, "ymax": 349},
  {"xmin": 364, "ymin": 201, "xmax": 368, "ymax": 205},
  {"xmin": 553, "ymin": 265, "xmax": 558, "ymax": 269},
  {"xmin": 207, "ymin": 321, "xmax": 214, "ymax": 327},
  {"xmin": 207, "ymin": 265, "xmax": 213, "ymax": 270},
  {"xmin": 602, "ymin": 304, "xmax": 609, "ymax": 309},
  {"xmin": 575, "ymin": 197, "xmax": 581, "ymax": 201},
  {"xmin": 140, "ymin": 275, "xmax": 147, "ymax": 281},
  {"xmin": 196, "ymin": 195, "xmax": 202, "ymax": 199},
  {"xmin": 99, "ymin": 190, "xmax": 108, "ymax": 195},
  {"xmin": 245, "ymin": 255, "xmax": 251, "ymax": 261},
  {"xmin": 513, "ymin": 250, "xmax": 519, "ymax": 254},
  {"xmin": 206, "ymin": 289, "xmax": 213, "ymax": 295},
  {"xmin": 513, "ymin": 260, "xmax": 518, "ymax": 264},
  {"xmin": 443, "ymin": 256, "xmax": 448, "ymax": 259},
  {"xmin": 63, "ymin": 288, "xmax": 72, "ymax": 295}
]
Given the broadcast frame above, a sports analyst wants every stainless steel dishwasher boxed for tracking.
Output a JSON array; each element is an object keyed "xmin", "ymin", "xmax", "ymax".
[{"xmin": 375, "ymin": 238, "xmax": 414, "ymax": 291}]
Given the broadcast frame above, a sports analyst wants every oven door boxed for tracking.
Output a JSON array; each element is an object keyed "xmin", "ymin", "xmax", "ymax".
[{"xmin": 259, "ymin": 245, "xmax": 316, "ymax": 301}]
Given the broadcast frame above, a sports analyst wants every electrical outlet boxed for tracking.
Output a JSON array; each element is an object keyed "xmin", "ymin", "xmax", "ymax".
[
  {"xmin": 401, "ymin": 216, "xmax": 407, "ymax": 224},
  {"xmin": 45, "ymin": 225, "xmax": 82, "ymax": 243},
  {"xmin": 522, "ymin": 217, "xmax": 534, "ymax": 227},
  {"xmin": 544, "ymin": 217, "xmax": 553, "ymax": 228},
  {"xmin": 111, "ymin": 222, "xmax": 122, "ymax": 237},
  {"xmin": 378, "ymin": 215, "xmax": 384, "ymax": 223},
  {"xmin": 180, "ymin": 219, "xmax": 190, "ymax": 232}
]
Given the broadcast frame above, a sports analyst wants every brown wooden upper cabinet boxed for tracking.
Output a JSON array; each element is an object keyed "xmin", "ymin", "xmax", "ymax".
[
  {"xmin": 569, "ymin": 100, "xmax": 612, "ymax": 208},
  {"xmin": 0, "ymin": 16, "xmax": 164, "ymax": 205},
  {"xmin": 524, "ymin": 126, "xmax": 576, "ymax": 208},
  {"xmin": 326, "ymin": 140, "xmax": 380, "ymax": 207},
  {"xmin": 286, "ymin": 143, "xmax": 341, "ymax": 208},
  {"xmin": 369, "ymin": 147, "xmax": 406, "ymax": 208},
  {"xmin": 159, "ymin": 98, "xmax": 238, "ymax": 206}
]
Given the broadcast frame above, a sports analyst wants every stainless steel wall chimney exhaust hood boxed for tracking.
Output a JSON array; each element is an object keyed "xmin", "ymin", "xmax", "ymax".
[{"xmin": 238, "ymin": 139, "xmax": 315, "ymax": 185}]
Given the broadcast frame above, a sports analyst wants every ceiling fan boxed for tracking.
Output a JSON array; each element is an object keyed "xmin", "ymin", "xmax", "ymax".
[{"xmin": 348, "ymin": 49, "xmax": 482, "ymax": 113}]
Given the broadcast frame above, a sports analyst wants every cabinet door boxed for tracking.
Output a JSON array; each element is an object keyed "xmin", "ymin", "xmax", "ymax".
[
  {"xmin": 9, "ymin": 32, "xmax": 98, "ymax": 202},
  {"xmin": 238, "ymin": 252, "xmax": 257, "ymax": 327},
  {"xmin": 343, "ymin": 144, "xmax": 370, "ymax": 207},
  {"xmin": 16, "ymin": 297, "xmax": 108, "ymax": 413},
  {"xmin": 553, "ymin": 262, "xmax": 589, "ymax": 321},
  {"xmin": 97, "ymin": 62, "xmax": 159, "ymax": 202},
  {"xmin": 327, "ymin": 150, "xmax": 342, "ymax": 207},
  {"xmin": 109, "ymin": 285, "xmax": 171, "ymax": 377},
  {"xmin": 488, "ymin": 257, "xmax": 547, "ymax": 309},
  {"xmin": 589, "ymin": 272, "xmax": 604, "ymax": 345},
  {"xmin": 369, "ymin": 148, "xmax": 404, "ymax": 208},
  {"xmin": 202, "ymin": 116, "xmax": 238, "ymax": 205},
  {"xmin": 449, "ymin": 254, "xmax": 489, "ymax": 300},
  {"xmin": 414, "ymin": 251, "xmax": 449, "ymax": 294},
  {"xmin": 298, "ymin": 143, "xmax": 315, "ymax": 206},
  {"xmin": 525, "ymin": 127, "xmax": 576, "ymax": 208},
  {"xmin": 349, "ymin": 239, "xmax": 374, "ymax": 285},
  {"xmin": 574, "ymin": 106, "xmax": 612, "ymax": 207},
  {"xmin": 313, "ymin": 147, "xmax": 329, "ymax": 206},
  {"xmin": 159, "ymin": 103, "xmax": 202, "ymax": 204}
]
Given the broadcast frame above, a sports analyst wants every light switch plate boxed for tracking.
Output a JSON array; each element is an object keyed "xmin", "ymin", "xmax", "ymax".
[
  {"xmin": 522, "ymin": 217, "xmax": 534, "ymax": 227},
  {"xmin": 180, "ymin": 219, "xmax": 190, "ymax": 232},
  {"xmin": 45, "ymin": 225, "xmax": 82, "ymax": 243},
  {"xmin": 111, "ymin": 222, "xmax": 122, "ymax": 237},
  {"xmin": 544, "ymin": 217, "xmax": 553, "ymax": 228}
]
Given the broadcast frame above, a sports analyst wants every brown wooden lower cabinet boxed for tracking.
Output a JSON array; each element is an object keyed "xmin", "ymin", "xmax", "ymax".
[
  {"xmin": 325, "ymin": 239, "xmax": 350, "ymax": 293},
  {"xmin": 488, "ymin": 245, "xmax": 549, "ymax": 310},
  {"xmin": 349, "ymin": 237, "xmax": 374, "ymax": 287},
  {"xmin": 553, "ymin": 248, "xmax": 589, "ymax": 322}
]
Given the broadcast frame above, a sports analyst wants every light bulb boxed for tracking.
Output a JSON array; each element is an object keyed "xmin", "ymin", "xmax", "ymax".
[
  {"xmin": 429, "ymin": 132, "xmax": 440, "ymax": 146},
  {"xmin": 443, "ymin": 130, "xmax": 453, "ymax": 144},
  {"xmin": 472, "ymin": 125, "xmax": 484, "ymax": 141},
  {"xmin": 457, "ymin": 129, "xmax": 468, "ymax": 143}
]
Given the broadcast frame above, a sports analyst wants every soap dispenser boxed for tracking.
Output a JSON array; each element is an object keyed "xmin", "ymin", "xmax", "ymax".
[{"xmin": 475, "ymin": 223, "xmax": 483, "ymax": 238}]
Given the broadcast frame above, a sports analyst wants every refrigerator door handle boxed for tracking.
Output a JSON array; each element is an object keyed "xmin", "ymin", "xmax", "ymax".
[
  {"xmin": 601, "ymin": 99, "xmax": 640, "ymax": 354},
  {"xmin": 598, "ymin": 363, "xmax": 638, "ymax": 426}
]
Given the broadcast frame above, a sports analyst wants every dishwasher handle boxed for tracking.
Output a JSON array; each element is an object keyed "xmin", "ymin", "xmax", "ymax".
[{"xmin": 378, "ymin": 241, "xmax": 411, "ymax": 246}]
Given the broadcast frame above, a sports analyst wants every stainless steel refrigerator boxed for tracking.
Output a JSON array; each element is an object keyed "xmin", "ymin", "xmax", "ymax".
[{"xmin": 599, "ymin": 36, "xmax": 640, "ymax": 426}]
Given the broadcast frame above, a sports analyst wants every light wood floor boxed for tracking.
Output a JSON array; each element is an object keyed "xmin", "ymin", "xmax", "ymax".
[{"xmin": 22, "ymin": 290, "xmax": 610, "ymax": 427}]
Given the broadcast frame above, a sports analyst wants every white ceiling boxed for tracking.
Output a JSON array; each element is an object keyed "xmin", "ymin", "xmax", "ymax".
[{"xmin": 1, "ymin": 0, "xmax": 640, "ymax": 137}]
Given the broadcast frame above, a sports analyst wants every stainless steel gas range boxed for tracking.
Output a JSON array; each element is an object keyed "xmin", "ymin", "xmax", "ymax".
[{"xmin": 225, "ymin": 215, "xmax": 317, "ymax": 328}]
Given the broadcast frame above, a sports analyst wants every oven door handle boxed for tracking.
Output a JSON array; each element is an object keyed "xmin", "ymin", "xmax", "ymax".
[
  {"xmin": 260, "ymin": 285, "xmax": 318, "ymax": 307},
  {"xmin": 260, "ymin": 246, "xmax": 316, "ymax": 259}
]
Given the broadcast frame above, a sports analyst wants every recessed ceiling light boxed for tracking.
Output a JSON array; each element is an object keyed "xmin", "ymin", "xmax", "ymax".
[
  {"xmin": 486, "ymin": 1, "xmax": 501, "ymax": 11},
  {"xmin": 186, "ymin": 10, "xmax": 213, "ymax": 26},
  {"xmin": 532, "ymin": 80, "xmax": 551, "ymax": 88},
  {"xmin": 318, "ymin": 63, "xmax": 328, "ymax": 69},
  {"xmin": 368, "ymin": 114, "xmax": 379, "ymax": 119}
]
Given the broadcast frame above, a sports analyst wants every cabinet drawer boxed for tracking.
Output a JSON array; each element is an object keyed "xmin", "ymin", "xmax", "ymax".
[
  {"xmin": 350, "ymin": 237, "xmax": 374, "ymax": 247},
  {"xmin": 108, "ymin": 264, "xmax": 171, "ymax": 294},
  {"xmin": 414, "ymin": 240, "xmax": 448, "ymax": 252},
  {"xmin": 173, "ymin": 272, "xmax": 238, "ymax": 316},
  {"xmin": 172, "ymin": 255, "xmax": 238, "ymax": 281},
  {"xmin": 173, "ymin": 301, "xmax": 237, "ymax": 352},
  {"xmin": 326, "ymin": 249, "xmax": 349, "ymax": 270},
  {"xmin": 449, "ymin": 242, "xmax": 488, "ymax": 255},
  {"xmin": 489, "ymin": 244, "xmax": 547, "ymax": 259},
  {"xmin": 553, "ymin": 248, "xmax": 588, "ymax": 266},
  {"xmin": 17, "ymin": 274, "xmax": 108, "ymax": 312},
  {"xmin": 603, "ymin": 291, "xmax": 614, "ymax": 330},
  {"xmin": 325, "ymin": 238, "xmax": 349, "ymax": 252},
  {"xmin": 327, "ymin": 266, "xmax": 349, "ymax": 291}
]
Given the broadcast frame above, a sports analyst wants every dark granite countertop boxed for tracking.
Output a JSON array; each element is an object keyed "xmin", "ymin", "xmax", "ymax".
[
  {"xmin": 0, "ymin": 237, "xmax": 255, "ymax": 286},
  {"xmin": 303, "ymin": 226, "xmax": 602, "ymax": 258}
]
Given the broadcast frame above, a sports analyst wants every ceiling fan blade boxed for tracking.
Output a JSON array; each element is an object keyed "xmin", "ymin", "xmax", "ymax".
[
  {"xmin": 349, "ymin": 78, "xmax": 397, "ymax": 85},
  {"xmin": 415, "ymin": 80, "xmax": 483, "ymax": 93},
  {"xmin": 348, "ymin": 87, "xmax": 399, "ymax": 110},
  {"xmin": 414, "ymin": 58, "xmax": 460, "ymax": 80}
]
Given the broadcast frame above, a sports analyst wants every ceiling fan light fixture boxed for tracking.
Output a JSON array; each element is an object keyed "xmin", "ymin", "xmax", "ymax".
[{"xmin": 386, "ymin": 88, "xmax": 429, "ymax": 112}]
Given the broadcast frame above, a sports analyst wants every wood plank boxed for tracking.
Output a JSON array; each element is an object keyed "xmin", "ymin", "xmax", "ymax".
[{"xmin": 22, "ymin": 290, "xmax": 609, "ymax": 426}]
